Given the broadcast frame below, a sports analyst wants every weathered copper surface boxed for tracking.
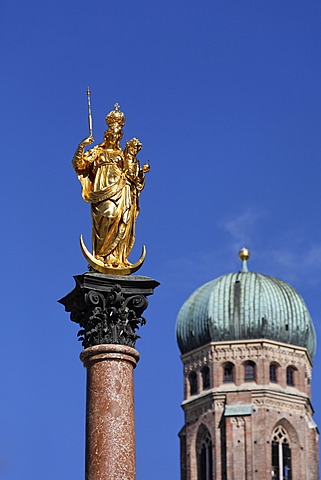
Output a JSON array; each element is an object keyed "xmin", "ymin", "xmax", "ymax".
[{"xmin": 176, "ymin": 262, "xmax": 316, "ymax": 356}]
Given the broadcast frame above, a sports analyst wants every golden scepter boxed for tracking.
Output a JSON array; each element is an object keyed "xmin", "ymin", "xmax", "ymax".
[{"xmin": 87, "ymin": 86, "xmax": 93, "ymax": 136}]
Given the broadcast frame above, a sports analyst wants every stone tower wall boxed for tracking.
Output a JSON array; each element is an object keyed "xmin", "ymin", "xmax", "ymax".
[{"xmin": 179, "ymin": 340, "xmax": 319, "ymax": 480}]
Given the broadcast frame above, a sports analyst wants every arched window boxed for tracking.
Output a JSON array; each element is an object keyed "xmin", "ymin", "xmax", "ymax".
[
  {"xmin": 270, "ymin": 363, "xmax": 278, "ymax": 383},
  {"xmin": 189, "ymin": 372, "xmax": 197, "ymax": 395},
  {"xmin": 223, "ymin": 362, "xmax": 234, "ymax": 383},
  {"xmin": 201, "ymin": 366, "xmax": 210, "ymax": 390},
  {"xmin": 286, "ymin": 366, "xmax": 296, "ymax": 386},
  {"xmin": 196, "ymin": 425, "xmax": 213, "ymax": 480},
  {"xmin": 271, "ymin": 426, "xmax": 292, "ymax": 480},
  {"xmin": 244, "ymin": 360, "xmax": 256, "ymax": 382}
]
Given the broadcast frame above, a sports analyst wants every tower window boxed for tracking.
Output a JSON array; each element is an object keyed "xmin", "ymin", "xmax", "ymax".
[
  {"xmin": 286, "ymin": 367, "xmax": 296, "ymax": 387},
  {"xmin": 271, "ymin": 426, "xmax": 292, "ymax": 480},
  {"xmin": 196, "ymin": 425, "xmax": 213, "ymax": 480},
  {"xmin": 189, "ymin": 372, "xmax": 197, "ymax": 395},
  {"xmin": 201, "ymin": 366, "xmax": 210, "ymax": 390},
  {"xmin": 244, "ymin": 361, "xmax": 256, "ymax": 382},
  {"xmin": 223, "ymin": 362, "xmax": 234, "ymax": 383},
  {"xmin": 270, "ymin": 363, "xmax": 278, "ymax": 383}
]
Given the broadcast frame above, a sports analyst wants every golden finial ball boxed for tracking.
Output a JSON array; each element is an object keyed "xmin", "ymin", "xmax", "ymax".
[{"xmin": 239, "ymin": 248, "xmax": 250, "ymax": 261}]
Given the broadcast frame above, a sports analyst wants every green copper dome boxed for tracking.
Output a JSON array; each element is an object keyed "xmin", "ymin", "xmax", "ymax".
[{"xmin": 176, "ymin": 256, "xmax": 316, "ymax": 357}]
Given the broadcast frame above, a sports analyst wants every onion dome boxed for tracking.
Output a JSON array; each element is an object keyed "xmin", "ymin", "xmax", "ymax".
[{"xmin": 176, "ymin": 249, "xmax": 316, "ymax": 357}]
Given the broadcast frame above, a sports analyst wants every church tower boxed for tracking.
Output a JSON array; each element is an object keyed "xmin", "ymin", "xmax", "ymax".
[{"xmin": 176, "ymin": 249, "xmax": 319, "ymax": 480}]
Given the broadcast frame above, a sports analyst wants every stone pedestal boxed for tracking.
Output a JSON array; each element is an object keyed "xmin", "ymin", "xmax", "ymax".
[{"xmin": 59, "ymin": 272, "xmax": 159, "ymax": 480}]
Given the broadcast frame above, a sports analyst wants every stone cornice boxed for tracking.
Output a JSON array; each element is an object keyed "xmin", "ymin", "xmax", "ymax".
[
  {"xmin": 182, "ymin": 392, "xmax": 226, "ymax": 423},
  {"xmin": 182, "ymin": 339, "xmax": 312, "ymax": 372},
  {"xmin": 181, "ymin": 339, "xmax": 312, "ymax": 364},
  {"xmin": 182, "ymin": 385, "xmax": 310, "ymax": 408},
  {"xmin": 182, "ymin": 386, "xmax": 313, "ymax": 422}
]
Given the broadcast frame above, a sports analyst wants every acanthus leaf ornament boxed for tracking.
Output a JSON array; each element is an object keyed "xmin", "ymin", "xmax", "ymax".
[{"xmin": 58, "ymin": 273, "xmax": 159, "ymax": 348}]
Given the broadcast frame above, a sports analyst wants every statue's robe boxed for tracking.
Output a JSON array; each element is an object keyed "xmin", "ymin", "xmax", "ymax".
[{"xmin": 73, "ymin": 144, "xmax": 142, "ymax": 266}]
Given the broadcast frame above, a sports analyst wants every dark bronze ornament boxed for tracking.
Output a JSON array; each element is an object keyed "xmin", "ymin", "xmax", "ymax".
[{"xmin": 59, "ymin": 272, "xmax": 159, "ymax": 348}]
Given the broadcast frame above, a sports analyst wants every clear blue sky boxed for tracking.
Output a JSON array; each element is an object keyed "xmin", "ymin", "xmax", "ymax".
[{"xmin": 1, "ymin": 1, "xmax": 321, "ymax": 479}]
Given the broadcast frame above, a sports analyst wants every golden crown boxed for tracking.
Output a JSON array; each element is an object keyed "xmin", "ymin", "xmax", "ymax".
[{"xmin": 106, "ymin": 103, "xmax": 126, "ymax": 128}]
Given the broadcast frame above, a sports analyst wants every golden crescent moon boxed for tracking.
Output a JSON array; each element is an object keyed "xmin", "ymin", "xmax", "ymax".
[{"xmin": 79, "ymin": 234, "xmax": 146, "ymax": 275}]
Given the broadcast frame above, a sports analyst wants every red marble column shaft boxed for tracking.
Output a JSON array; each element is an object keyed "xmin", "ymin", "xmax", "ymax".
[{"xmin": 80, "ymin": 344, "xmax": 140, "ymax": 480}]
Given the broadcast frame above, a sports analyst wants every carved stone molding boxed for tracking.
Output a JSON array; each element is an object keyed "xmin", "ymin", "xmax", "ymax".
[
  {"xmin": 59, "ymin": 272, "xmax": 159, "ymax": 348},
  {"xmin": 196, "ymin": 342, "xmax": 310, "ymax": 368},
  {"xmin": 230, "ymin": 416, "xmax": 246, "ymax": 428},
  {"xmin": 183, "ymin": 394, "xmax": 227, "ymax": 423},
  {"xmin": 252, "ymin": 397, "xmax": 307, "ymax": 414},
  {"xmin": 184, "ymin": 347, "xmax": 212, "ymax": 371},
  {"xmin": 185, "ymin": 402, "xmax": 213, "ymax": 423},
  {"xmin": 215, "ymin": 400, "xmax": 225, "ymax": 410}
]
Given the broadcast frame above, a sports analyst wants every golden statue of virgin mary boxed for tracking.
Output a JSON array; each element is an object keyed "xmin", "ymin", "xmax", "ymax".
[{"xmin": 72, "ymin": 103, "xmax": 150, "ymax": 275}]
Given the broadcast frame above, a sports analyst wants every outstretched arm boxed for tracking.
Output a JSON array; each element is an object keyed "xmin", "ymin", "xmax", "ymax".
[{"xmin": 72, "ymin": 135, "xmax": 94, "ymax": 172}]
